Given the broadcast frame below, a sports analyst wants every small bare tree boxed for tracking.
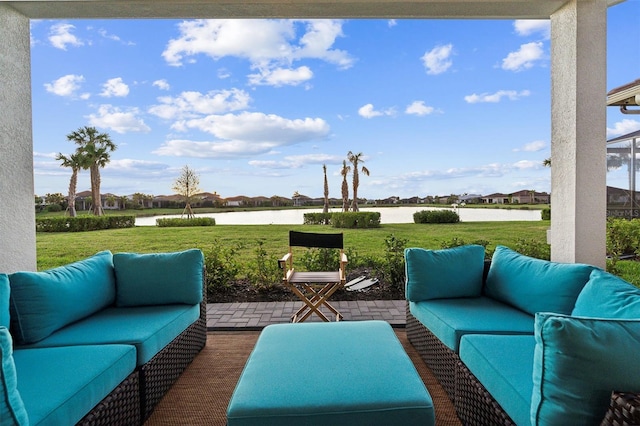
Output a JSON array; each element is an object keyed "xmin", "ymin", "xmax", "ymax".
[
  {"xmin": 173, "ymin": 165, "xmax": 201, "ymax": 219},
  {"xmin": 323, "ymin": 164, "xmax": 329, "ymax": 214}
]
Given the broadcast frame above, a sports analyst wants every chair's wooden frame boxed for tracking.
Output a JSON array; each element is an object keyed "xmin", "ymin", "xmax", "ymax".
[{"xmin": 278, "ymin": 231, "xmax": 347, "ymax": 322}]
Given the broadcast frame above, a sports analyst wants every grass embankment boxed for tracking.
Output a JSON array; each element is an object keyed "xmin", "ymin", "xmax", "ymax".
[{"xmin": 37, "ymin": 221, "xmax": 549, "ymax": 270}]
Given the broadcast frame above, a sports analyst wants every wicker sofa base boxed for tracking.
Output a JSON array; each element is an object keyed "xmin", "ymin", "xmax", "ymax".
[
  {"xmin": 140, "ymin": 313, "xmax": 207, "ymax": 420},
  {"xmin": 77, "ymin": 371, "xmax": 141, "ymax": 426},
  {"xmin": 406, "ymin": 304, "xmax": 458, "ymax": 401}
]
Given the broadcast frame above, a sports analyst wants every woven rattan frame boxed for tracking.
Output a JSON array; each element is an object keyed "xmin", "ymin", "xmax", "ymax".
[
  {"xmin": 601, "ymin": 391, "xmax": 640, "ymax": 426},
  {"xmin": 76, "ymin": 370, "xmax": 141, "ymax": 426},
  {"xmin": 406, "ymin": 302, "xmax": 459, "ymax": 401}
]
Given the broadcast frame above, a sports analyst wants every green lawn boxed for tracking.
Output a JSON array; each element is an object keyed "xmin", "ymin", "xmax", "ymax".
[{"xmin": 36, "ymin": 221, "xmax": 550, "ymax": 270}]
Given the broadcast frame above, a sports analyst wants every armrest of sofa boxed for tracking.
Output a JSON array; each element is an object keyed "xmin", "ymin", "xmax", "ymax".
[{"xmin": 601, "ymin": 391, "xmax": 640, "ymax": 426}]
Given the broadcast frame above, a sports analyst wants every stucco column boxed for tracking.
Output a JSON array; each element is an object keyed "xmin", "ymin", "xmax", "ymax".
[
  {"xmin": 550, "ymin": 0, "xmax": 607, "ymax": 267},
  {"xmin": 0, "ymin": 4, "xmax": 36, "ymax": 272}
]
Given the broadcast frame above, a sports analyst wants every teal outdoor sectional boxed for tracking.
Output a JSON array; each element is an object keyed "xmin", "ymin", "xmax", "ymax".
[
  {"xmin": 1, "ymin": 249, "xmax": 206, "ymax": 426},
  {"xmin": 406, "ymin": 244, "xmax": 640, "ymax": 425}
]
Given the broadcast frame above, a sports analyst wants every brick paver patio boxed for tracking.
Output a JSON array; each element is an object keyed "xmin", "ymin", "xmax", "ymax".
[{"xmin": 206, "ymin": 300, "xmax": 406, "ymax": 330}]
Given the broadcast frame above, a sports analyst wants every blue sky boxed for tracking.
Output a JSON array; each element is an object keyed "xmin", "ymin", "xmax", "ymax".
[{"xmin": 30, "ymin": 2, "xmax": 640, "ymax": 200}]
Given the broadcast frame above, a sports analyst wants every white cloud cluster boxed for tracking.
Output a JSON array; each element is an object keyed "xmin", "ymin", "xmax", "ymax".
[
  {"xmin": 421, "ymin": 44, "xmax": 454, "ymax": 75},
  {"xmin": 162, "ymin": 19, "xmax": 354, "ymax": 87},
  {"xmin": 249, "ymin": 153, "xmax": 343, "ymax": 169},
  {"xmin": 152, "ymin": 79, "xmax": 171, "ymax": 90},
  {"xmin": 405, "ymin": 101, "xmax": 436, "ymax": 116},
  {"xmin": 513, "ymin": 140, "xmax": 546, "ymax": 152},
  {"xmin": 501, "ymin": 42, "xmax": 544, "ymax": 71},
  {"xmin": 87, "ymin": 104, "xmax": 151, "ymax": 134},
  {"xmin": 464, "ymin": 89, "xmax": 531, "ymax": 103},
  {"xmin": 607, "ymin": 119, "xmax": 640, "ymax": 137},
  {"xmin": 100, "ymin": 77, "xmax": 130, "ymax": 98},
  {"xmin": 44, "ymin": 74, "xmax": 86, "ymax": 97},
  {"xmin": 49, "ymin": 23, "xmax": 84, "ymax": 50},
  {"xmin": 514, "ymin": 20, "xmax": 550, "ymax": 39},
  {"xmin": 358, "ymin": 103, "xmax": 396, "ymax": 119},
  {"xmin": 149, "ymin": 89, "xmax": 251, "ymax": 120}
]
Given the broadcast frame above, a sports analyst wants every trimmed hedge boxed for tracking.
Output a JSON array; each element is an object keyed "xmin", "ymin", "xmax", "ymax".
[
  {"xmin": 303, "ymin": 212, "xmax": 332, "ymax": 225},
  {"xmin": 36, "ymin": 215, "xmax": 135, "ymax": 232},
  {"xmin": 331, "ymin": 212, "xmax": 381, "ymax": 228},
  {"xmin": 541, "ymin": 208, "xmax": 551, "ymax": 220},
  {"xmin": 413, "ymin": 210, "xmax": 460, "ymax": 224},
  {"xmin": 156, "ymin": 217, "xmax": 216, "ymax": 227}
]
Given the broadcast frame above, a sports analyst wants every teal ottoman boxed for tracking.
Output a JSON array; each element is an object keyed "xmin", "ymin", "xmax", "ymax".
[{"xmin": 227, "ymin": 320, "xmax": 435, "ymax": 426}]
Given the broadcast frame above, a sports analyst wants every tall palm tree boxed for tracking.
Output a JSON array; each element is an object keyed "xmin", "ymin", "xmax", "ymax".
[
  {"xmin": 341, "ymin": 160, "xmax": 351, "ymax": 212},
  {"xmin": 55, "ymin": 151, "xmax": 88, "ymax": 217},
  {"xmin": 322, "ymin": 164, "xmax": 329, "ymax": 214},
  {"xmin": 67, "ymin": 126, "xmax": 116, "ymax": 216},
  {"xmin": 347, "ymin": 151, "xmax": 370, "ymax": 212}
]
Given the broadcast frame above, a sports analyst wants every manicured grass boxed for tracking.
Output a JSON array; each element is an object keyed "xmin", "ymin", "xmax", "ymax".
[{"xmin": 36, "ymin": 221, "xmax": 550, "ymax": 270}]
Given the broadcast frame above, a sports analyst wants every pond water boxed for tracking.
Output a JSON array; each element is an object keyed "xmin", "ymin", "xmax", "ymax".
[{"xmin": 135, "ymin": 206, "xmax": 542, "ymax": 226}]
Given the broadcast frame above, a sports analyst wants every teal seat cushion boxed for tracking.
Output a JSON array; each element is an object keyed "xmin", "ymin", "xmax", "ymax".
[
  {"xmin": 0, "ymin": 327, "xmax": 28, "ymax": 426},
  {"xmin": 572, "ymin": 269, "xmax": 640, "ymax": 318},
  {"xmin": 1, "ymin": 274, "xmax": 9, "ymax": 328},
  {"xmin": 405, "ymin": 245, "xmax": 485, "ymax": 301},
  {"xmin": 14, "ymin": 344, "xmax": 136, "ymax": 426},
  {"xmin": 21, "ymin": 304, "xmax": 199, "ymax": 365},
  {"xmin": 114, "ymin": 249, "xmax": 203, "ymax": 307},
  {"xmin": 485, "ymin": 245, "xmax": 594, "ymax": 315},
  {"xmin": 9, "ymin": 251, "xmax": 116, "ymax": 344},
  {"xmin": 459, "ymin": 334, "xmax": 535, "ymax": 426},
  {"xmin": 409, "ymin": 298, "xmax": 534, "ymax": 352},
  {"xmin": 227, "ymin": 321, "xmax": 434, "ymax": 426},
  {"xmin": 532, "ymin": 313, "xmax": 640, "ymax": 425}
]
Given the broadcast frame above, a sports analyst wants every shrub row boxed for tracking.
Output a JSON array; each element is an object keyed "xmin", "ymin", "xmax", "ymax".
[
  {"xmin": 36, "ymin": 215, "xmax": 135, "ymax": 232},
  {"xmin": 414, "ymin": 210, "xmax": 460, "ymax": 224},
  {"xmin": 156, "ymin": 217, "xmax": 216, "ymax": 227},
  {"xmin": 331, "ymin": 212, "xmax": 381, "ymax": 228},
  {"xmin": 303, "ymin": 213, "xmax": 332, "ymax": 225}
]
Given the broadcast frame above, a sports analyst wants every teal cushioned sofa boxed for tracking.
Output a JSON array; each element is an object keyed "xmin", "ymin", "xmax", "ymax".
[
  {"xmin": 1, "ymin": 249, "xmax": 206, "ymax": 426},
  {"xmin": 406, "ymin": 245, "xmax": 640, "ymax": 425}
]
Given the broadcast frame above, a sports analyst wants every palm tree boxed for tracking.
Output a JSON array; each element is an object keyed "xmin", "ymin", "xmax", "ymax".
[
  {"xmin": 55, "ymin": 151, "xmax": 88, "ymax": 217},
  {"xmin": 340, "ymin": 160, "xmax": 351, "ymax": 212},
  {"xmin": 347, "ymin": 151, "xmax": 370, "ymax": 212},
  {"xmin": 322, "ymin": 164, "xmax": 329, "ymax": 214},
  {"xmin": 67, "ymin": 126, "xmax": 116, "ymax": 216}
]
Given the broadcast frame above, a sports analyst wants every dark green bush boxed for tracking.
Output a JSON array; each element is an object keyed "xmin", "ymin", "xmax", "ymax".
[
  {"xmin": 380, "ymin": 234, "xmax": 408, "ymax": 294},
  {"xmin": 156, "ymin": 217, "xmax": 216, "ymax": 227},
  {"xmin": 203, "ymin": 240, "xmax": 242, "ymax": 294},
  {"xmin": 247, "ymin": 240, "xmax": 282, "ymax": 290},
  {"xmin": 512, "ymin": 238, "xmax": 550, "ymax": 260},
  {"xmin": 300, "ymin": 247, "xmax": 340, "ymax": 271},
  {"xmin": 36, "ymin": 215, "xmax": 135, "ymax": 232},
  {"xmin": 440, "ymin": 237, "xmax": 493, "ymax": 259},
  {"xmin": 46, "ymin": 204, "xmax": 63, "ymax": 212},
  {"xmin": 414, "ymin": 210, "xmax": 460, "ymax": 224},
  {"xmin": 331, "ymin": 212, "xmax": 381, "ymax": 228},
  {"xmin": 606, "ymin": 218, "xmax": 640, "ymax": 274},
  {"xmin": 541, "ymin": 208, "xmax": 551, "ymax": 220},
  {"xmin": 303, "ymin": 212, "xmax": 332, "ymax": 225}
]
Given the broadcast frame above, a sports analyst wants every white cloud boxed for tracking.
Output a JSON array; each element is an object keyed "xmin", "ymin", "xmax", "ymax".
[
  {"xmin": 501, "ymin": 42, "xmax": 544, "ymax": 71},
  {"xmin": 87, "ymin": 104, "xmax": 151, "ymax": 134},
  {"xmin": 105, "ymin": 159, "xmax": 170, "ymax": 175},
  {"xmin": 514, "ymin": 20, "xmax": 550, "ymax": 39},
  {"xmin": 249, "ymin": 153, "xmax": 342, "ymax": 169},
  {"xmin": 100, "ymin": 77, "xmax": 130, "ymax": 97},
  {"xmin": 152, "ymin": 79, "xmax": 171, "ymax": 90},
  {"xmin": 148, "ymin": 89, "xmax": 251, "ymax": 120},
  {"xmin": 49, "ymin": 23, "xmax": 83, "ymax": 50},
  {"xmin": 248, "ymin": 66, "xmax": 313, "ymax": 86},
  {"xmin": 358, "ymin": 103, "xmax": 395, "ymax": 119},
  {"xmin": 388, "ymin": 19, "xmax": 397, "ymax": 28},
  {"xmin": 513, "ymin": 140, "xmax": 546, "ymax": 152},
  {"xmin": 154, "ymin": 112, "xmax": 330, "ymax": 158},
  {"xmin": 421, "ymin": 44, "xmax": 453, "ymax": 75},
  {"xmin": 44, "ymin": 74, "xmax": 87, "ymax": 97},
  {"xmin": 405, "ymin": 101, "xmax": 436, "ymax": 116},
  {"xmin": 513, "ymin": 160, "xmax": 539, "ymax": 169},
  {"xmin": 607, "ymin": 119, "xmax": 640, "ymax": 137},
  {"xmin": 464, "ymin": 90, "xmax": 531, "ymax": 103}
]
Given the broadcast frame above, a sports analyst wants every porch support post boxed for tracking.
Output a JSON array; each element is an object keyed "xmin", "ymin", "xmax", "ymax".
[
  {"xmin": 0, "ymin": 4, "xmax": 36, "ymax": 272},
  {"xmin": 549, "ymin": 0, "xmax": 608, "ymax": 268}
]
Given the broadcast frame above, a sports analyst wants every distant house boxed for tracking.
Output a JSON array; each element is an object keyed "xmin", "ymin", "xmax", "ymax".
[
  {"xmin": 481, "ymin": 193, "xmax": 510, "ymax": 204},
  {"xmin": 481, "ymin": 190, "xmax": 550, "ymax": 204}
]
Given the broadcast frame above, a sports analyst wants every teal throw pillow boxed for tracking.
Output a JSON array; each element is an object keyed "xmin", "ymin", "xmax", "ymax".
[
  {"xmin": 532, "ymin": 312, "xmax": 640, "ymax": 425},
  {"xmin": 405, "ymin": 245, "xmax": 485, "ymax": 302},
  {"xmin": 485, "ymin": 246, "xmax": 594, "ymax": 315},
  {"xmin": 572, "ymin": 269, "xmax": 640, "ymax": 318},
  {"xmin": 0, "ymin": 327, "xmax": 29, "ymax": 425},
  {"xmin": 9, "ymin": 251, "xmax": 116, "ymax": 344},
  {"xmin": 1, "ymin": 274, "xmax": 9, "ymax": 328},
  {"xmin": 114, "ymin": 249, "xmax": 204, "ymax": 307}
]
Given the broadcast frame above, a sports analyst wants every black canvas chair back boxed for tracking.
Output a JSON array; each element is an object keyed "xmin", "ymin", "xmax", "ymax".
[{"xmin": 289, "ymin": 231, "xmax": 343, "ymax": 249}]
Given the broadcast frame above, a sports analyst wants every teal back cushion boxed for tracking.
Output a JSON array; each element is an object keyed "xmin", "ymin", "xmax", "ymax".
[
  {"xmin": 485, "ymin": 246, "xmax": 594, "ymax": 315},
  {"xmin": 572, "ymin": 269, "xmax": 640, "ymax": 318},
  {"xmin": 0, "ymin": 327, "xmax": 29, "ymax": 425},
  {"xmin": 1, "ymin": 274, "xmax": 9, "ymax": 328},
  {"xmin": 114, "ymin": 249, "xmax": 204, "ymax": 307},
  {"xmin": 9, "ymin": 251, "xmax": 116, "ymax": 344},
  {"xmin": 405, "ymin": 245, "xmax": 485, "ymax": 302},
  {"xmin": 532, "ymin": 313, "xmax": 640, "ymax": 425}
]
